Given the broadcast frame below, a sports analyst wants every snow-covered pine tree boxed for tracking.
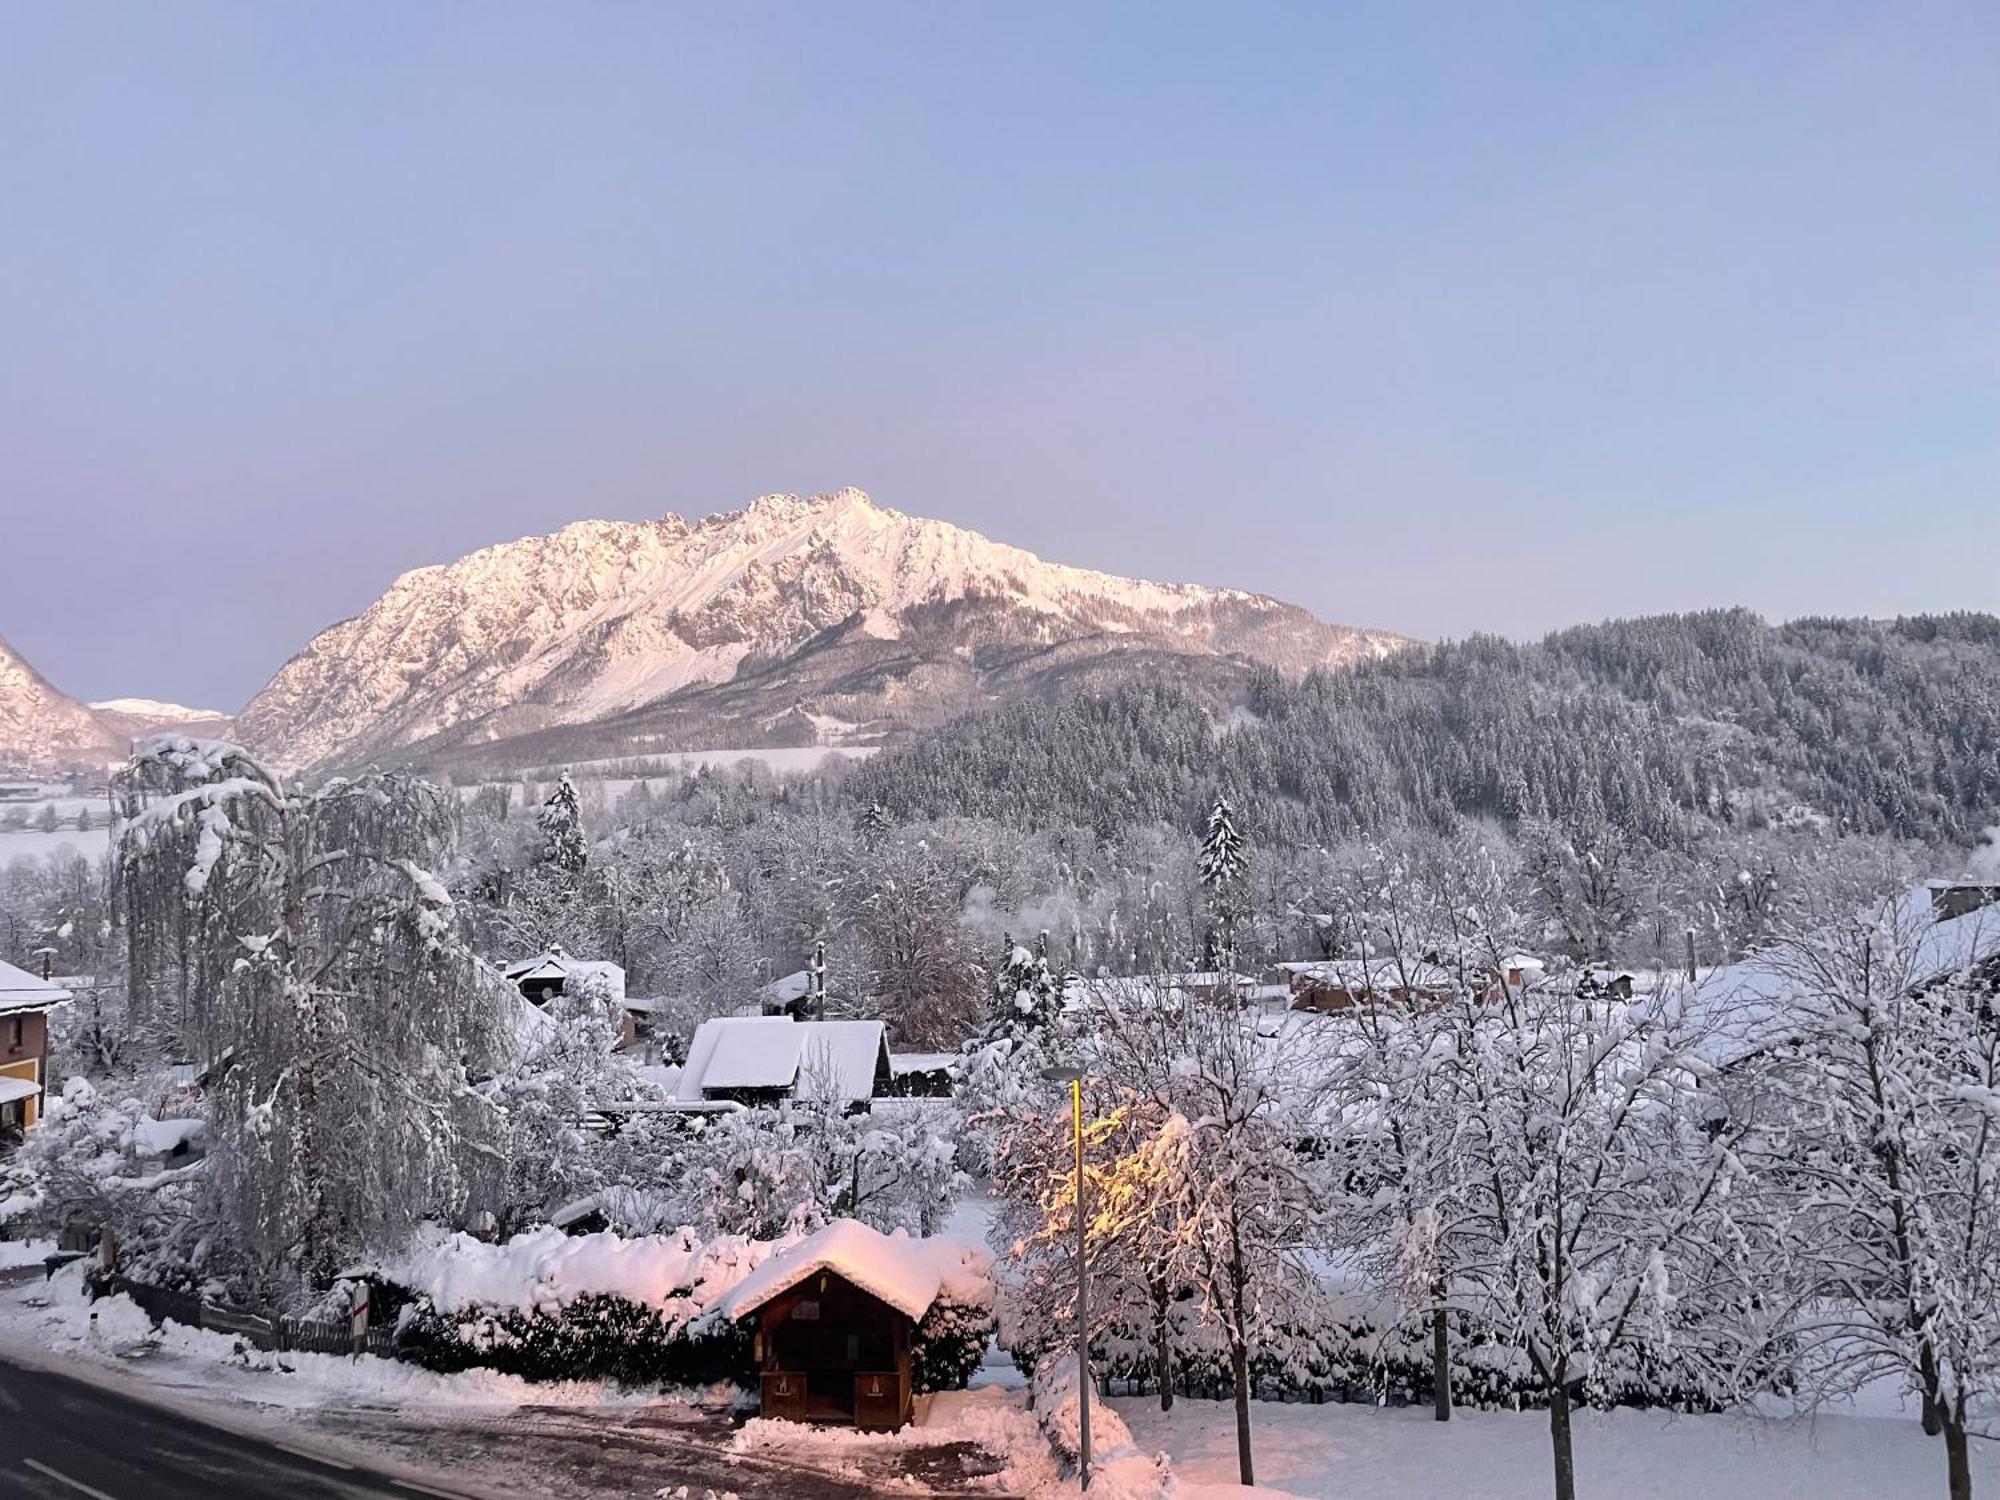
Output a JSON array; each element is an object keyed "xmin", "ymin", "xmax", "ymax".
[
  {"xmin": 537, "ymin": 771, "xmax": 589, "ymax": 878},
  {"xmin": 986, "ymin": 932, "xmax": 1061, "ymax": 1039},
  {"xmin": 1197, "ymin": 794, "xmax": 1248, "ymax": 980},
  {"xmin": 1197, "ymin": 793, "xmax": 1246, "ymax": 895}
]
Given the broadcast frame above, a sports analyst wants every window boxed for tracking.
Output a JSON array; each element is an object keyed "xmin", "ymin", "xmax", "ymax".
[
  {"xmin": 5, "ymin": 1017, "xmax": 20, "ymax": 1049},
  {"xmin": 790, "ymin": 1300, "xmax": 820, "ymax": 1322}
]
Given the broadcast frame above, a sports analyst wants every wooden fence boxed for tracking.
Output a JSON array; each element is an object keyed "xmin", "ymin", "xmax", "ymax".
[{"xmin": 108, "ymin": 1276, "xmax": 397, "ymax": 1359}]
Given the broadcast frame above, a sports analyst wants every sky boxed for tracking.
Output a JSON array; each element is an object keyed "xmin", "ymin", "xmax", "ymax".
[{"xmin": 2, "ymin": 1, "xmax": 1995, "ymax": 711}]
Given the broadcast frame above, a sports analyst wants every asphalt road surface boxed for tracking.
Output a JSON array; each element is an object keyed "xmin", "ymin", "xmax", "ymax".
[{"xmin": 0, "ymin": 1354, "xmax": 473, "ymax": 1500}]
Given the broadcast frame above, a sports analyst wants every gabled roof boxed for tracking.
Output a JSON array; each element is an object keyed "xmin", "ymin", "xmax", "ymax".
[
  {"xmin": 720, "ymin": 1219, "xmax": 951, "ymax": 1323},
  {"xmin": 676, "ymin": 1017, "xmax": 889, "ymax": 1104},
  {"xmin": 1279, "ymin": 957, "xmax": 1457, "ymax": 989},
  {"xmin": 0, "ymin": 960, "xmax": 71, "ymax": 1015},
  {"xmin": 759, "ymin": 970, "xmax": 813, "ymax": 1004},
  {"xmin": 501, "ymin": 949, "xmax": 626, "ymax": 1004}
]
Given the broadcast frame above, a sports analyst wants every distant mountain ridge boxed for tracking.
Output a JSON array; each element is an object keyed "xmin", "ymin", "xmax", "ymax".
[
  {"xmin": 235, "ymin": 489, "xmax": 1408, "ymax": 770},
  {"xmin": 0, "ymin": 637, "xmax": 241, "ymax": 771},
  {"xmin": 0, "ymin": 634, "xmax": 121, "ymax": 768}
]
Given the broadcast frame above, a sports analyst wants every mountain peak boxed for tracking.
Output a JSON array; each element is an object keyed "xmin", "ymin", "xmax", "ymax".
[
  {"xmin": 235, "ymin": 490, "xmax": 1407, "ymax": 769},
  {"xmin": 0, "ymin": 634, "xmax": 122, "ymax": 768}
]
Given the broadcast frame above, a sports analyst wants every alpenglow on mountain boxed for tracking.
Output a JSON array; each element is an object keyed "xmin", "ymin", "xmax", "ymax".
[
  {"xmin": 0, "ymin": 633, "xmax": 122, "ymax": 767},
  {"xmin": 236, "ymin": 489, "xmax": 1407, "ymax": 770}
]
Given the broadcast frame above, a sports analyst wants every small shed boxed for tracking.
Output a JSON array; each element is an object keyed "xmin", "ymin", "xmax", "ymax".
[{"xmin": 721, "ymin": 1221, "xmax": 950, "ymax": 1431}]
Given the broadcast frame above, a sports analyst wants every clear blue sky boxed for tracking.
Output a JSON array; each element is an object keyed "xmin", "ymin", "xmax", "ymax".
[{"xmin": 3, "ymin": 1, "xmax": 1995, "ymax": 709}]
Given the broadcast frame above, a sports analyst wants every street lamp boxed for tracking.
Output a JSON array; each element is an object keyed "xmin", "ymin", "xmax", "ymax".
[{"xmin": 1042, "ymin": 1063, "xmax": 1090, "ymax": 1490}]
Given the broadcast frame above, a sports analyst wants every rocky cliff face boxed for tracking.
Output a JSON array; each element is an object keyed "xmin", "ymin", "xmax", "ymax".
[
  {"xmin": 236, "ymin": 489, "xmax": 1407, "ymax": 769},
  {"xmin": 0, "ymin": 635, "xmax": 122, "ymax": 769}
]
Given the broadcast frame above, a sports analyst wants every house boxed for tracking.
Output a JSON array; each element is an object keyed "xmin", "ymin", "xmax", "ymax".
[
  {"xmin": 503, "ymin": 946, "xmax": 627, "ymax": 1008},
  {"xmin": 1062, "ymin": 969, "xmax": 1256, "ymax": 1013},
  {"xmin": 1278, "ymin": 957, "xmax": 1456, "ymax": 1012},
  {"xmin": 675, "ymin": 1017, "xmax": 892, "ymax": 1109},
  {"xmin": 1926, "ymin": 879, "xmax": 2000, "ymax": 923},
  {"xmin": 721, "ymin": 1220, "xmax": 968, "ymax": 1430},
  {"xmin": 1490, "ymin": 952, "xmax": 1547, "ymax": 995},
  {"xmin": 0, "ymin": 960, "xmax": 71, "ymax": 1137},
  {"xmin": 1684, "ymin": 882, "xmax": 2000, "ymax": 1069},
  {"xmin": 884, "ymin": 1051, "xmax": 956, "ymax": 1099},
  {"xmin": 757, "ymin": 946, "xmax": 834, "ymax": 1019},
  {"xmin": 502, "ymin": 946, "xmax": 637, "ymax": 1048}
]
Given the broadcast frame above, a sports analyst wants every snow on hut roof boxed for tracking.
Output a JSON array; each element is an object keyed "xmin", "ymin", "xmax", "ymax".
[
  {"xmin": 676, "ymin": 1017, "xmax": 888, "ymax": 1103},
  {"xmin": 719, "ymin": 1219, "xmax": 972, "ymax": 1324},
  {"xmin": 758, "ymin": 969, "xmax": 812, "ymax": 1004},
  {"xmin": 502, "ymin": 948, "xmax": 626, "ymax": 1001},
  {"xmin": 0, "ymin": 960, "xmax": 71, "ymax": 1014},
  {"xmin": 0, "ymin": 1075, "xmax": 39, "ymax": 1105}
]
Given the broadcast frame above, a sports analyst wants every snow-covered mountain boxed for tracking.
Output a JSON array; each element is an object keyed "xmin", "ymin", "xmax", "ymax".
[
  {"xmin": 89, "ymin": 697, "xmax": 235, "ymax": 742},
  {"xmin": 0, "ymin": 635, "xmax": 122, "ymax": 769},
  {"xmin": 237, "ymin": 489, "xmax": 1408, "ymax": 770}
]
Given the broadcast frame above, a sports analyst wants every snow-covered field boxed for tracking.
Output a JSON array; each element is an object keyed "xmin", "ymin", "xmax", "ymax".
[
  {"xmin": 0, "ymin": 826, "xmax": 108, "ymax": 863},
  {"xmin": 1116, "ymin": 1394, "xmax": 1994, "ymax": 1500}
]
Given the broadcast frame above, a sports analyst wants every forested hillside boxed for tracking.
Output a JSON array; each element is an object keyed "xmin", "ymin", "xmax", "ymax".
[{"xmin": 855, "ymin": 610, "xmax": 2000, "ymax": 850}]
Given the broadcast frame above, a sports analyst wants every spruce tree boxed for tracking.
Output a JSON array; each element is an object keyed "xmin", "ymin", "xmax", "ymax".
[
  {"xmin": 538, "ymin": 772, "xmax": 588, "ymax": 878},
  {"xmin": 1198, "ymin": 793, "xmax": 1248, "ymax": 975}
]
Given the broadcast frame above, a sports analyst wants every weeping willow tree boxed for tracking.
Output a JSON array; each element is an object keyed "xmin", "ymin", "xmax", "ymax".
[{"xmin": 115, "ymin": 736, "xmax": 514, "ymax": 1302}]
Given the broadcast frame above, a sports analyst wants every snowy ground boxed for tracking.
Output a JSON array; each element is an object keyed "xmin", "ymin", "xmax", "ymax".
[
  {"xmin": 1114, "ymin": 1394, "xmax": 1997, "ymax": 1500},
  {"xmin": 0, "ymin": 1260, "xmax": 1059, "ymax": 1497}
]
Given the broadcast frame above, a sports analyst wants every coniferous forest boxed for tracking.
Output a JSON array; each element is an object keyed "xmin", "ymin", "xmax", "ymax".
[{"xmin": 858, "ymin": 609, "xmax": 2000, "ymax": 852}]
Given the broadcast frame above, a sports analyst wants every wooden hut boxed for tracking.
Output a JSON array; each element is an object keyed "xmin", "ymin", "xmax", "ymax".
[{"xmin": 721, "ymin": 1220, "xmax": 963, "ymax": 1431}]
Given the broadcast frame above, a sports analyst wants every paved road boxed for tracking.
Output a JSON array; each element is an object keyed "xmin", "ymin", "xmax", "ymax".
[{"xmin": 0, "ymin": 1354, "xmax": 472, "ymax": 1500}]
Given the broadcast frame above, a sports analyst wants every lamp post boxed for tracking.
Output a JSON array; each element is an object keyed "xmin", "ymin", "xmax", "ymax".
[{"xmin": 1043, "ymin": 1063, "xmax": 1090, "ymax": 1489}]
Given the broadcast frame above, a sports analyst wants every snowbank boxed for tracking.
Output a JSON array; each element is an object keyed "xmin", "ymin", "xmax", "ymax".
[
  {"xmin": 387, "ymin": 1223, "xmax": 766, "ymax": 1320},
  {"xmin": 1032, "ymin": 1353, "xmax": 1176, "ymax": 1499},
  {"xmin": 389, "ymin": 1218, "xmax": 993, "ymax": 1327}
]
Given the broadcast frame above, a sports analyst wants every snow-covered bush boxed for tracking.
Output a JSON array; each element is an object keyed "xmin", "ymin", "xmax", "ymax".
[{"xmin": 397, "ymin": 1291, "xmax": 754, "ymax": 1387}]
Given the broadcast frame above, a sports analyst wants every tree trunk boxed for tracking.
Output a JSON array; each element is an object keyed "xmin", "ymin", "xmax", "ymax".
[
  {"xmin": 1920, "ymin": 1344, "xmax": 1944, "ymax": 1436},
  {"xmin": 1151, "ymin": 1272, "xmax": 1174, "ymax": 1412},
  {"xmin": 1230, "ymin": 1330, "xmax": 1254, "ymax": 1488},
  {"xmin": 1431, "ymin": 1303, "xmax": 1452, "ymax": 1422},
  {"xmin": 1944, "ymin": 1400, "xmax": 1972, "ymax": 1500},
  {"xmin": 1549, "ymin": 1381, "xmax": 1577, "ymax": 1500},
  {"xmin": 1228, "ymin": 1222, "xmax": 1255, "ymax": 1487}
]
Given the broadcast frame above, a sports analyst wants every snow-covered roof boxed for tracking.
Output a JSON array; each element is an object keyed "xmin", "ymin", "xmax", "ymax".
[
  {"xmin": 129, "ymin": 1116, "xmax": 205, "ymax": 1156},
  {"xmin": 0, "ymin": 959, "xmax": 70, "ymax": 1014},
  {"xmin": 676, "ymin": 1017, "xmax": 889, "ymax": 1103},
  {"xmin": 1280, "ymin": 958, "xmax": 1457, "ymax": 989},
  {"xmin": 759, "ymin": 970, "xmax": 813, "ymax": 1004},
  {"xmin": 890, "ymin": 1051, "xmax": 957, "ymax": 1074},
  {"xmin": 1684, "ymin": 889, "xmax": 2000, "ymax": 1066},
  {"xmin": 502, "ymin": 949, "xmax": 626, "ymax": 1004},
  {"xmin": 0, "ymin": 1075, "xmax": 38, "ymax": 1105},
  {"xmin": 719, "ymin": 1219, "xmax": 978, "ymax": 1324}
]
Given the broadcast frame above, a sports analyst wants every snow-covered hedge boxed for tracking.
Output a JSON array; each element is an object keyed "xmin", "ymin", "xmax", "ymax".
[
  {"xmin": 378, "ymin": 1221, "xmax": 995, "ymax": 1391},
  {"xmin": 1016, "ymin": 1291, "xmax": 1750, "ymax": 1414}
]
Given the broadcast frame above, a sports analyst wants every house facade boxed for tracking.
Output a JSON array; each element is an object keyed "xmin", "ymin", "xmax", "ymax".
[{"xmin": 0, "ymin": 960, "xmax": 71, "ymax": 1137}]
